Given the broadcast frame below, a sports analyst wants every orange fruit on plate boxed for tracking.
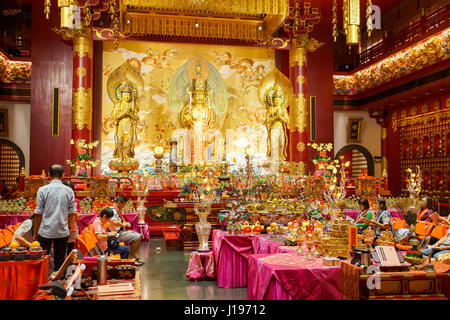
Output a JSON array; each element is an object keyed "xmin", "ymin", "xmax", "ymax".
[{"xmin": 10, "ymin": 241, "xmax": 20, "ymax": 249}]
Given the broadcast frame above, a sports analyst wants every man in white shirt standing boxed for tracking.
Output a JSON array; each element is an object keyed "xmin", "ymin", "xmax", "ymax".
[{"xmin": 33, "ymin": 164, "xmax": 76, "ymax": 271}]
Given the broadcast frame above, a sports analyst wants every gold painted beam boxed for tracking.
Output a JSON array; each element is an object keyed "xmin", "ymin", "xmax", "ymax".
[
  {"xmin": 120, "ymin": 0, "xmax": 288, "ymax": 42},
  {"xmin": 123, "ymin": 0, "xmax": 289, "ymax": 16},
  {"xmin": 123, "ymin": 12, "xmax": 269, "ymax": 41}
]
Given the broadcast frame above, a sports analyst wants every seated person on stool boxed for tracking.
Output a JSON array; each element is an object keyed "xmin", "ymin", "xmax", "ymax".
[
  {"xmin": 12, "ymin": 214, "xmax": 35, "ymax": 247},
  {"xmin": 421, "ymin": 227, "xmax": 450, "ymax": 259},
  {"xmin": 91, "ymin": 208, "xmax": 129, "ymax": 259},
  {"xmin": 110, "ymin": 195, "xmax": 144, "ymax": 266}
]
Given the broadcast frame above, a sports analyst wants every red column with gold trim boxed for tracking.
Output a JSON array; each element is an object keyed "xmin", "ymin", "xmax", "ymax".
[
  {"xmin": 289, "ymin": 34, "xmax": 323, "ymax": 174},
  {"xmin": 289, "ymin": 37, "xmax": 308, "ymax": 169},
  {"xmin": 71, "ymin": 29, "xmax": 93, "ymax": 170}
]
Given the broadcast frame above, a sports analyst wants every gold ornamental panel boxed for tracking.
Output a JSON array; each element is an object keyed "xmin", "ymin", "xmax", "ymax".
[
  {"xmin": 76, "ymin": 66, "xmax": 87, "ymax": 78},
  {"xmin": 73, "ymin": 30, "xmax": 93, "ymax": 59},
  {"xmin": 296, "ymin": 75, "xmax": 306, "ymax": 86},
  {"xmin": 290, "ymin": 93, "xmax": 308, "ymax": 133},
  {"xmin": 121, "ymin": 0, "xmax": 289, "ymax": 42},
  {"xmin": 296, "ymin": 142, "xmax": 305, "ymax": 152},
  {"xmin": 72, "ymin": 87, "xmax": 93, "ymax": 130},
  {"xmin": 289, "ymin": 44, "xmax": 307, "ymax": 68},
  {"xmin": 123, "ymin": 0, "xmax": 288, "ymax": 16}
]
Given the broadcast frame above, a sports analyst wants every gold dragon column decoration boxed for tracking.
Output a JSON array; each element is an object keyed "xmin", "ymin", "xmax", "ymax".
[{"xmin": 283, "ymin": 1, "xmax": 323, "ymax": 174}]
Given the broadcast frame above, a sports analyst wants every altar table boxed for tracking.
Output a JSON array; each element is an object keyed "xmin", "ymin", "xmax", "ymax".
[
  {"xmin": 185, "ymin": 250, "xmax": 216, "ymax": 281},
  {"xmin": 212, "ymin": 230, "xmax": 256, "ymax": 288},
  {"xmin": 212, "ymin": 230, "xmax": 289, "ymax": 288},
  {"xmin": 247, "ymin": 253, "xmax": 342, "ymax": 300},
  {"xmin": 0, "ymin": 256, "xmax": 49, "ymax": 300},
  {"xmin": 341, "ymin": 260, "xmax": 450, "ymax": 300}
]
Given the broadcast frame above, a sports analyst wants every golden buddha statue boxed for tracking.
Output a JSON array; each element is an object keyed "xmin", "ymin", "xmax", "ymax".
[
  {"xmin": 264, "ymin": 87, "xmax": 289, "ymax": 162},
  {"xmin": 180, "ymin": 77, "xmax": 215, "ymax": 129},
  {"xmin": 112, "ymin": 83, "xmax": 139, "ymax": 160},
  {"xmin": 258, "ymin": 69, "xmax": 293, "ymax": 164}
]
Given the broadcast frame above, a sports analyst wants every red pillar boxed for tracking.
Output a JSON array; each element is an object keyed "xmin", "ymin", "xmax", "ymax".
[{"xmin": 71, "ymin": 29, "xmax": 93, "ymax": 173}]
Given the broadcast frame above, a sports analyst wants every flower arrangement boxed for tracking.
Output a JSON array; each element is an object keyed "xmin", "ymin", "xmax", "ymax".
[
  {"xmin": 79, "ymin": 197, "xmax": 93, "ymax": 213},
  {"xmin": 178, "ymin": 177, "xmax": 202, "ymax": 199},
  {"xmin": 406, "ymin": 166, "xmax": 423, "ymax": 199},
  {"xmin": 215, "ymin": 181, "xmax": 242, "ymax": 198},
  {"xmin": 284, "ymin": 233, "xmax": 298, "ymax": 246},
  {"xmin": 160, "ymin": 174, "xmax": 180, "ymax": 190},
  {"xmin": 323, "ymin": 156, "xmax": 350, "ymax": 209},
  {"xmin": 66, "ymin": 139, "xmax": 100, "ymax": 177},
  {"xmin": 307, "ymin": 142, "xmax": 333, "ymax": 170},
  {"xmin": 218, "ymin": 207, "xmax": 248, "ymax": 231}
]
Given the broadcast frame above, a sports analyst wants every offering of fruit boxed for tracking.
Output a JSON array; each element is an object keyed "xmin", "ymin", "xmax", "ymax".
[
  {"xmin": 31, "ymin": 241, "xmax": 40, "ymax": 248},
  {"xmin": 9, "ymin": 241, "xmax": 20, "ymax": 250},
  {"xmin": 251, "ymin": 221, "xmax": 264, "ymax": 234}
]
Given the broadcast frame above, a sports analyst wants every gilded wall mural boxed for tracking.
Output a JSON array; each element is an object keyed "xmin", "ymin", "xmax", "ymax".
[{"xmin": 102, "ymin": 41, "xmax": 275, "ymax": 173}]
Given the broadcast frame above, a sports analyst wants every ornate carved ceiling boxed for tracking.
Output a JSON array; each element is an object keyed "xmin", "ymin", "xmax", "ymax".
[{"xmin": 118, "ymin": 0, "xmax": 289, "ymax": 43}]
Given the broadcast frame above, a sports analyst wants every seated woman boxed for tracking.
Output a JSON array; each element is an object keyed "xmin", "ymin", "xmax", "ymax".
[
  {"xmin": 355, "ymin": 198, "xmax": 373, "ymax": 234},
  {"xmin": 91, "ymin": 208, "xmax": 129, "ymax": 259},
  {"xmin": 421, "ymin": 227, "xmax": 450, "ymax": 259},
  {"xmin": 358, "ymin": 198, "xmax": 392, "ymax": 245},
  {"xmin": 430, "ymin": 212, "xmax": 450, "ymax": 226},
  {"xmin": 12, "ymin": 214, "xmax": 35, "ymax": 247},
  {"xmin": 417, "ymin": 196, "xmax": 435, "ymax": 222}
]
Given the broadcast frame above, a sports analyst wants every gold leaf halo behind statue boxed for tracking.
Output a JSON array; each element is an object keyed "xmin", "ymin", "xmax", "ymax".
[
  {"xmin": 107, "ymin": 59, "xmax": 144, "ymax": 104},
  {"xmin": 258, "ymin": 69, "xmax": 293, "ymax": 110}
]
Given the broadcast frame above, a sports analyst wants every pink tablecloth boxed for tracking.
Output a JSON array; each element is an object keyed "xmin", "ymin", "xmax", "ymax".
[
  {"xmin": 76, "ymin": 213, "xmax": 139, "ymax": 234},
  {"xmin": 212, "ymin": 230, "xmax": 256, "ymax": 288},
  {"xmin": 247, "ymin": 253, "xmax": 342, "ymax": 300},
  {"xmin": 0, "ymin": 214, "xmax": 31, "ymax": 229},
  {"xmin": 186, "ymin": 250, "xmax": 216, "ymax": 281},
  {"xmin": 138, "ymin": 224, "xmax": 150, "ymax": 242},
  {"xmin": 252, "ymin": 235, "xmax": 284, "ymax": 254},
  {"xmin": 212, "ymin": 230, "xmax": 289, "ymax": 288}
]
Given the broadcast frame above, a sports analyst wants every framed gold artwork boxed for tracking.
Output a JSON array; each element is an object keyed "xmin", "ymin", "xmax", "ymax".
[
  {"xmin": 0, "ymin": 109, "xmax": 8, "ymax": 137},
  {"xmin": 347, "ymin": 118, "xmax": 363, "ymax": 143}
]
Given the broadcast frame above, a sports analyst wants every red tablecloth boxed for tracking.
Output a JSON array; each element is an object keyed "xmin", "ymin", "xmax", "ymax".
[
  {"xmin": 0, "ymin": 256, "xmax": 49, "ymax": 300},
  {"xmin": 247, "ymin": 253, "xmax": 342, "ymax": 300},
  {"xmin": 185, "ymin": 251, "xmax": 216, "ymax": 281}
]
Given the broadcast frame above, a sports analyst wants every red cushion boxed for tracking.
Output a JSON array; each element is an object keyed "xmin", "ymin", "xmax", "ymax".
[{"xmin": 163, "ymin": 232, "xmax": 179, "ymax": 240}]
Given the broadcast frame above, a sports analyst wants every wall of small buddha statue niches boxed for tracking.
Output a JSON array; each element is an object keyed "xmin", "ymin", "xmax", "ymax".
[{"xmin": 391, "ymin": 95, "xmax": 450, "ymax": 198}]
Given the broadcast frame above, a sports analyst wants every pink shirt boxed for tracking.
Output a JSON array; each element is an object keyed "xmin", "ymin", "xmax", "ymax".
[{"xmin": 91, "ymin": 217, "xmax": 107, "ymax": 251}]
